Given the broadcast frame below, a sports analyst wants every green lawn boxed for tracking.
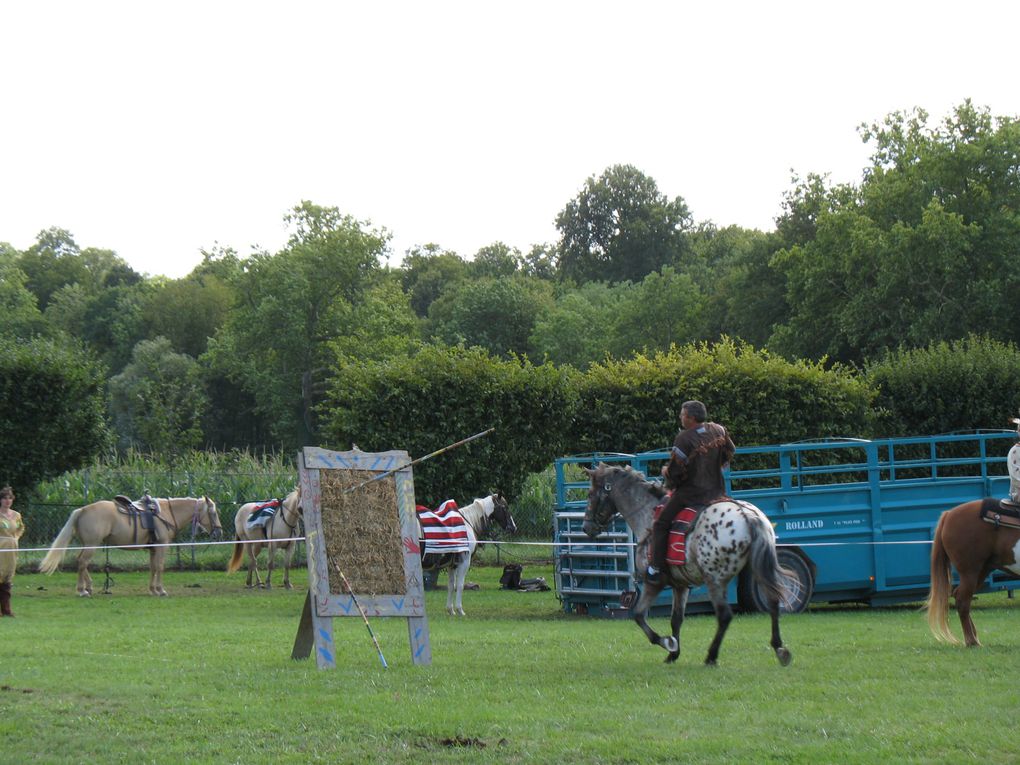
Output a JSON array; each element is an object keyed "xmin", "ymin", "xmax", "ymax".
[{"xmin": 3, "ymin": 563, "xmax": 1019, "ymax": 764}]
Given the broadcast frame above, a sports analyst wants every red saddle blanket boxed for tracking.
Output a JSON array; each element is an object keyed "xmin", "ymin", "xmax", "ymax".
[
  {"xmin": 417, "ymin": 500, "xmax": 471, "ymax": 554},
  {"xmin": 652, "ymin": 496, "xmax": 698, "ymax": 567}
]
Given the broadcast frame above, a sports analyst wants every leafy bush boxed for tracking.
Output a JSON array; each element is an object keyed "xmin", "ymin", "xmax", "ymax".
[
  {"xmin": 864, "ymin": 335, "xmax": 1020, "ymax": 436},
  {"xmin": 577, "ymin": 338, "xmax": 876, "ymax": 452},
  {"xmin": 0, "ymin": 335, "xmax": 110, "ymax": 496},
  {"xmin": 320, "ymin": 344, "xmax": 579, "ymax": 504}
]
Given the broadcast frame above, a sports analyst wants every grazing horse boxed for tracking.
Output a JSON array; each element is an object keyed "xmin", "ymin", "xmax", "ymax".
[
  {"xmin": 927, "ymin": 501, "xmax": 1020, "ymax": 647},
  {"xmin": 227, "ymin": 488, "xmax": 303, "ymax": 589},
  {"xmin": 39, "ymin": 496, "xmax": 223, "ymax": 596},
  {"xmin": 583, "ymin": 464, "xmax": 793, "ymax": 666},
  {"xmin": 417, "ymin": 493, "xmax": 516, "ymax": 615}
]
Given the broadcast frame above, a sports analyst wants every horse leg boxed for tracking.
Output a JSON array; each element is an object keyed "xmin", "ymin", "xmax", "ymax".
[
  {"xmin": 282, "ymin": 543, "xmax": 295, "ymax": 590},
  {"xmin": 451, "ymin": 554, "xmax": 470, "ymax": 616},
  {"xmin": 76, "ymin": 548, "xmax": 95, "ymax": 597},
  {"xmin": 703, "ymin": 580, "xmax": 733, "ymax": 666},
  {"xmin": 265, "ymin": 544, "xmax": 276, "ymax": 590},
  {"xmin": 631, "ymin": 579, "xmax": 675, "ymax": 653},
  {"xmin": 664, "ymin": 586, "xmax": 690, "ymax": 664},
  {"xmin": 445, "ymin": 561, "xmax": 458, "ymax": 615},
  {"xmin": 247, "ymin": 543, "xmax": 262, "ymax": 588},
  {"xmin": 954, "ymin": 573, "xmax": 982, "ymax": 647},
  {"xmin": 150, "ymin": 547, "xmax": 169, "ymax": 596}
]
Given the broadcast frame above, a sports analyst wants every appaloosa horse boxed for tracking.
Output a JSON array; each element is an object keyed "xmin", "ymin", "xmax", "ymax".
[{"xmin": 583, "ymin": 463, "xmax": 793, "ymax": 666}]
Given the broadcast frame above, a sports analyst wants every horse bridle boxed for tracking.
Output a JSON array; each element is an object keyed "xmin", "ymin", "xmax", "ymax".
[
  {"xmin": 588, "ymin": 478, "xmax": 617, "ymax": 532},
  {"xmin": 188, "ymin": 498, "xmax": 223, "ymax": 541}
]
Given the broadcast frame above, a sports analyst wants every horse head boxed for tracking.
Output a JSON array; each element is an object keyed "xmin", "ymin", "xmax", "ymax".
[
  {"xmin": 489, "ymin": 493, "xmax": 517, "ymax": 535},
  {"xmin": 582, "ymin": 463, "xmax": 619, "ymax": 538},
  {"xmin": 198, "ymin": 496, "xmax": 223, "ymax": 540}
]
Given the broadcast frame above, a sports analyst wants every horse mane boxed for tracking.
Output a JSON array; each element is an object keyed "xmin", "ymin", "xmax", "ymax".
[
  {"xmin": 457, "ymin": 495, "xmax": 494, "ymax": 534},
  {"xmin": 597, "ymin": 463, "xmax": 667, "ymax": 498}
]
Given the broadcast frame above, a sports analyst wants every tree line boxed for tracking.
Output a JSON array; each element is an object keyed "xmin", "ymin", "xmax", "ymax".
[{"xmin": 3, "ymin": 101, "xmax": 1020, "ymax": 500}]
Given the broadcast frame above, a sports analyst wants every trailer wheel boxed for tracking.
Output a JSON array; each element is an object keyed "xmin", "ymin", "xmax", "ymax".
[{"xmin": 740, "ymin": 550, "xmax": 814, "ymax": 614}]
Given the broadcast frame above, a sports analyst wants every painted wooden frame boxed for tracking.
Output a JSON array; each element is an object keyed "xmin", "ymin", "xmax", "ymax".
[{"xmin": 292, "ymin": 446, "xmax": 431, "ymax": 667}]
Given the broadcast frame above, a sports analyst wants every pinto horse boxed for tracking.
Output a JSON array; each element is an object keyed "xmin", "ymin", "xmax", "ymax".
[
  {"xmin": 583, "ymin": 463, "xmax": 793, "ymax": 666},
  {"xmin": 417, "ymin": 493, "xmax": 516, "ymax": 616},
  {"xmin": 227, "ymin": 488, "xmax": 302, "ymax": 589},
  {"xmin": 39, "ymin": 496, "xmax": 223, "ymax": 596}
]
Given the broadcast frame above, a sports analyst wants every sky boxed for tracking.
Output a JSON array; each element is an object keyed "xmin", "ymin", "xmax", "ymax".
[{"xmin": 3, "ymin": 1, "xmax": 1020, "ymax": 279}]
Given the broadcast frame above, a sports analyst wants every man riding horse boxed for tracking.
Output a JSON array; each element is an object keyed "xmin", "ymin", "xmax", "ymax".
[{"xmin": 646, "ymin": 400, "xmax": 735, "ymax": 585}]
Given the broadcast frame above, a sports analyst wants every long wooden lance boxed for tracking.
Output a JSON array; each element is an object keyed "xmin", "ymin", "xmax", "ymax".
[
  {"xmin": 332, "ymin": 562, "xmax": 388, "ymax": 669},
  {"xmin": 343, "ymin": 427, "xmax": 495, "ymax": 494}
]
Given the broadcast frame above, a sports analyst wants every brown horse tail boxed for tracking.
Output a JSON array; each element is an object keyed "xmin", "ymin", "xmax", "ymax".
[
  {"xmin": 38, "ymin": 507, "xmax": 83, "ymax": 574},
  {"xmin": 226, "ymin": 540, "xmax": 245, "ymax": 574},
  {"xmin": 925, "ymin": 511, "xmax": 959, "ymax": 644}
]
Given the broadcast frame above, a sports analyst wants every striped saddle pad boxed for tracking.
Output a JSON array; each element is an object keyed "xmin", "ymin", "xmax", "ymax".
[{"xmin": 417, "ymin": 500, "xmax": 471, "ymax": 554}]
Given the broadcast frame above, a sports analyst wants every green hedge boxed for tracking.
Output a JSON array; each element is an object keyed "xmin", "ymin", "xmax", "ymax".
[
  {"xmin": 577, "ymin": 339, "xmax": 876, "ymax": 452},
  {"xmin": 864, "ymin": 335, "xmax": 1020, "ymax": 436},
  {"xmin": 321, "ymin": 345, "xmax": 579, "ymax": 505},
  {"xmin": 0, "ymin": 335, "xmax": 110, "ymax": 496}
]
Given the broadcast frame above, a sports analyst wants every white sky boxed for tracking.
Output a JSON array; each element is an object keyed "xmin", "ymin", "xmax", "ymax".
[{"xmin": 2, "ymin": 1, "xmax": 1019, "ymax": 279}]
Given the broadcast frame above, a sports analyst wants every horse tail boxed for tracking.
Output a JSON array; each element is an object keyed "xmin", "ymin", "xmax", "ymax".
[
  {"xmin": 226, "ymin": 540, "xmax": 245, "ymax": 574},
  {"xmin": 38, "ymin": 507, "xmax": 83, "ymax": 574},
  {"xmin": 925, "ymin": 511, "xmax": 958, "ymax": 644},
  {"xmin": 747, "ymin": 512, "xmax": 795, "ymax": 610}
]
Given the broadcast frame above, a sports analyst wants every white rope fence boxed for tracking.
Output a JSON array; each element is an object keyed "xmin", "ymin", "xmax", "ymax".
[{"xmin": 5, "ymin": 535, "xmax": 939, "ymax": 556}]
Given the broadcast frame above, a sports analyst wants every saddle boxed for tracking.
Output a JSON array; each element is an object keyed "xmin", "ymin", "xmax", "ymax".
[
  {"xmin": 113, "ymin": 494, "xmax": 164, "ymax": 545},
  {"xmin": 979, "ymin": 497, "xmax": 1020, "ymax": 530},
  {"xmin": 652, "ymin": 495, "xmax": 706, "ymax": 567},
  {"xmin": 245, "ymin": 499, "xmax": 281, "ymax": 534}
]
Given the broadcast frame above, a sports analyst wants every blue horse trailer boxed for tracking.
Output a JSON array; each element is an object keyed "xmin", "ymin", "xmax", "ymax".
[{"xmin": 553, "ymin": 430, "xmax": 1019, "ymax": 616}]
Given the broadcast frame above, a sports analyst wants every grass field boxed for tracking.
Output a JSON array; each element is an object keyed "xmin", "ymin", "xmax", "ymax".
[{"xmin": 2, "ymin": 561, "xmax": 1020, "ymax": 764}]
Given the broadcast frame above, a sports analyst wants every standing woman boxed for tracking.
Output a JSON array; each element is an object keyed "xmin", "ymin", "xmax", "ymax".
[{"xmin": 0, "ymin": 486, "xmax": 25, "ymax": 617}]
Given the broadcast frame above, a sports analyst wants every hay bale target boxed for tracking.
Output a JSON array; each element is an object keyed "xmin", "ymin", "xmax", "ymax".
[{"xmin": 292, "ymin": 447, "xmax": 431, "ymax": 668}]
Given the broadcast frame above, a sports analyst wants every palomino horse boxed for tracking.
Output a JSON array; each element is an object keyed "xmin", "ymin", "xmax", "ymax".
[
  {"xmin": 418, "ymin": 493, "xmax": 516, "ymax": 616},
  {"xmin": 39, "ymin": 496, "xmax": 223, "ymax": 596},
  {"xmin": 583, "ymin": 464, "xmax": 793, "ymax": 666},
  {"xmin": 927, "ymin": 505, "xmax": 1020, "ymax": 647},
  {"xmin": 227, "ymin": 488, "xmax": 302, "ymax": 589}
]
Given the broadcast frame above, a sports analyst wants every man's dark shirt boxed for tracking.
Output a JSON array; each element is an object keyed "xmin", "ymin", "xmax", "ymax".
[{"xmin": 663, "ymin": 421, "xmax": 735, "ymax": 506}]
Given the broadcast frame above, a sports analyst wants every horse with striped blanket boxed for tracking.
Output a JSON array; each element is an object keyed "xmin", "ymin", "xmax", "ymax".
[{"xmin": 416, "ymin": 493, "xmax": 516, "ymax": 615}]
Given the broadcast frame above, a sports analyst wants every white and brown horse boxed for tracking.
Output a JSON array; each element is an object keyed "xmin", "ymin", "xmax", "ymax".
[
  {"xmin": 227, "ymin": 489, "xmax": 302, "ymax": 589},
  {"xmin": 39, "ymin": 496, "xmax": 222, "ymax": 596},
  {"xmin": 583, "ymin": 463, "xmax": 793, "ymax": 666},
  {"xmin": 418, "ymin": 493, "xmax": 516, "ymax": 616}
]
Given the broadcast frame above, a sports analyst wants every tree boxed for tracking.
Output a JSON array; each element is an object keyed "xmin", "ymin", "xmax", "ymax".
[
  {"xmin": 399, "ymin": 244, "xmax": 469, "ymax": 317},
  {"xmin": 0, "ymin": 336, "xmax": 110, "ymax": 495},
  {"xmin": 109, "ymin": 337, "xmax": 210, "ymax": 455},
  {"xmin": 555, "ymin": 164, "xmax": 692, "ymax": 284},
  {"xmin": 204, "ymin": 201, "xmax": 388, "ymax": 449},
  {"xmin": 470, "ymin": 242, "xmax": 522, "ymax": 279},
  {"xmin": 608, "ymin": 267, "xmax": 706, "ymax": 358},
  {"xmin": 529, "ymin": 282, "xmax": 623, "ymax": 368},
  {"xmin": 770, "ymin": 102, "xmax": 1020, "ymax": 363},
  {"xmin": 426, "ymin": 276, "xmax": 554, "ymax": 358},
  {"xmin": 142, "ymin": 273, "xmax": 232, "ymax": 358},
  {"xmin": 0, "ymin": 251, "xmax": 47, "ymax": 338}
]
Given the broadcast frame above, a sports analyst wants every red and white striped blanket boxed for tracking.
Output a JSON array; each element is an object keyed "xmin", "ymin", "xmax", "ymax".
[{"xmin": 417, "ymin": 499, "xmax": 471, "ymax": 554}]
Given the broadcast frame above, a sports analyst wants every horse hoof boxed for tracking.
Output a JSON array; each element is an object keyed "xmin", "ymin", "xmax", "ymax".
[
  {"xmin": 78, "ymin": 591, "xmax": 91, "ymax": 598},
  {"xmin": 776, "ymin": 647, "xmax": 792, "ymax": 666},
  {"xmin": 661, "ymin": 635, "xmax": 678, "ymax": 653},
  {"xmin": 284, "ymin": 584, "xmax": 293, "ymax": 590},
  {"xmin": 664, "ymin": 652, "xmax": 679, "ymax": 664},
  {"xmin": 704, "ymin": 658, "xmax": 717, "ymax": 667}
]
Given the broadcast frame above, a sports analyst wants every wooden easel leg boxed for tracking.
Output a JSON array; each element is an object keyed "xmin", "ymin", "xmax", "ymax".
[
  {"xmin": 407, "ymin": 615, "xmax": 432, "ymax": 665},
  {"xmin": 292, "ymin": 591, "xmax": 338, "ymax": 668}
]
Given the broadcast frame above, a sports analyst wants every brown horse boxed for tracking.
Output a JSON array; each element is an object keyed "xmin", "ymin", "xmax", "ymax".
[
  {"xmin": 38, "ymin": 496, "xmax": 223, "ymax": 596},
  {"xmin": 227, "ymin": 488, "xmax": 302, "ymax": 589},
  {"xmin": 926, "ymin": 498, "xmax": 1020, "ymax": 646}
]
